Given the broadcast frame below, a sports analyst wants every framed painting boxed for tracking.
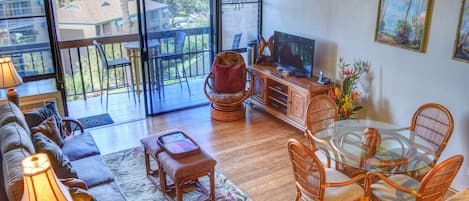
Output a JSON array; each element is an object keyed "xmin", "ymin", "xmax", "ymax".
[
  {"xmin": 453, "ymin": 0, "xmax": 469, "ymax": 63},
  {"xmin": 375, "ymin": 0, "xmax": 434, "ymax": 52}
]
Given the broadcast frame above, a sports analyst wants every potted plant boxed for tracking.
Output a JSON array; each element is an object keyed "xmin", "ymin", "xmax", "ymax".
[{"xmin": 328, "ymin": 57, "xmax": 370, "ymax": 120}]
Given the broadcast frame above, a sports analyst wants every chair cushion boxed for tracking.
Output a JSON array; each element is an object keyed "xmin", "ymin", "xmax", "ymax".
[
  {"xmin": 71, "ymin": 155, "xmax": 114, "ymax": 188},
  {"xmin": 208, "ymin": 91, "xmax": 245, "ymax": 104},
  {"xmin": 140, "ymin": 129, "xmax": 182, "ymax": 157},
  {"xmin": 2, "ymin": 148, "xmax": 30, "ymax": 201},
  {"xmin": 0, "ymin": 122, "xmax": 35, "ymax": 155},
  {"xmin": 24, "ymin": 102, "xmax": 65, "ymax": 138},
  {"xmin": 0, "ymin": 102, "xmax": 30, "ymax": 133},
  {"xmin": 213, "ymin": 63, "xmax": 245, "ymax": 93},
  {"xmin": 62, "ymin": 133, "xmax": 100, "ymax": 161},
  {"xmin": 33, "ymin": 133, "xmax": 78, "ymax": 179},
  {"xmin": 31, "ymin": 116, "xmax": 64, "ymax": 147},
  {"xmin": 322, "ymin": 168, "xmax": 364, "ymax": 201},
  {"xmin": 371, "ymin": 174, "xmax": 419, "ymax": 201},
  {"xmin": 158, "ymin": 149, "xmax": 216, "ymax": 179}
]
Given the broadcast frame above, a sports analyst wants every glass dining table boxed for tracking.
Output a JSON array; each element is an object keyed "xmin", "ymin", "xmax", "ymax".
[{"xmin": 313, "ymin": 119, "xmax": 436, "ymax": 175}]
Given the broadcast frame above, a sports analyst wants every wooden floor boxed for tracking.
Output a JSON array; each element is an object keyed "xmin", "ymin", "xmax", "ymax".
[{"xmin": 89, "ymin": 104, "xmax": 305, "ymax": 201}]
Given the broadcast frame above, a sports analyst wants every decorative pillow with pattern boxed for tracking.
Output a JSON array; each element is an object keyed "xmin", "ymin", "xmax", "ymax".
[{"xmin": 31, "ymin": 116, "xmax": 64, "ymax": 147}]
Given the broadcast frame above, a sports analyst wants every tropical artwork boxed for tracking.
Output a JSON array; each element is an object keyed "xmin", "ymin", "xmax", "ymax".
[
  {"xmin": 454, "ymin": 0, "xmax": 469, "ymax": 62},
  {"xmin": 375, "ymin": 0, "xmax": 433, "ymax": 52}
]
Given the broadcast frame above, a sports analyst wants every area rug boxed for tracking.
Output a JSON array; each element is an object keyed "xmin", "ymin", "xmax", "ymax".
[
  {"xmin": 77, "ymin": 113, "xmax": 114, "ymax": 129},
  {"xmin": 102, "ymin": 147, "xmax": 252, "ymax": 201}
]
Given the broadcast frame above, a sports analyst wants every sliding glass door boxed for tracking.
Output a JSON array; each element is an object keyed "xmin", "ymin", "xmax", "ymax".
[{"xmin": 138, "ymin": 0, "xmax": 213, "ymax": 115}]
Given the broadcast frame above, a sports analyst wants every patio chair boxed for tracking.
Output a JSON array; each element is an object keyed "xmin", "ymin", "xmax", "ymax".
[
  {"xmin": 369, "ymin": 155, "xmax": 463, "ymax": 201},
  {"xmin": 407, "ymin": 103, "xmax": 454, "ymax": 180},
  {"xmin": 93, "ymin": 40, "xmax": 135, "ymax": 111},
  {"xmin": 305, "ymin": 95, "xmax": 338, "ymax": 169},
  {"xmin": 232, "ymin": 32, "xmax": 242, "ymax": 49},
  {"xmin": 155, "ymin": 31, "xmax": 191, "ymax": 96},
  {"xmin": 203, "ymin": 51, "xmax": 253, "ymax": 121},
  {"xmin": 287, "ymin": 138, "xmax": 365, "ymax": 201}
]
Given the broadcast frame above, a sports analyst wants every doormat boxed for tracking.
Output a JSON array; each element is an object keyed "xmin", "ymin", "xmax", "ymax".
[{"xmin": 78, "ymin": 113, "xmax": 114, "ymax": 129}]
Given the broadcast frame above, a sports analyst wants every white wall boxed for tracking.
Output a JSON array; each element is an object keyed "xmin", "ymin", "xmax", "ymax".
[{"xmin": 263, "ymin": 0, "xmax": 469, "ymax": 190}]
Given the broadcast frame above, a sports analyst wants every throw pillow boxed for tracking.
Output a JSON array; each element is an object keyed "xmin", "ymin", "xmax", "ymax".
[
  {"xmin": 24, "ymin": 102, "xmax": 65, "ymax": 138},
  {"xmin": 68, "ymin": 187, "xmax": 96, "ymax": 201},
  {"xmin": 32, "ymin": 133, "xmax": 78, "ymax": 179},
  {"xmin": 60, "ymin": 178, "xmax": 88, "ymax": 190},
  {"xmin": 213, "ymin": 63, "xmax": 245, "ymax": 93},
  {"xmin": 31, "ymin": 116, "xmax": 64, "ymax": 147}
]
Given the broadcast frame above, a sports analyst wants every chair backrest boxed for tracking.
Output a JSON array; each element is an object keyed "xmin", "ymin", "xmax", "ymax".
[
  {"xmin": 232, "ymin": 33, "xmax": 242, "ymax": 49},
  {"xmin": 174, "ymin": 31, "xmax": 186, "ymax": 54},
  {"xmin": 92, "ymin": 40, "xmax": 109, "ymax": 69},
  {"xmin": 417, "ymin": 155, "xmax": 463, "ymax": 201},
  {"xmin": 306, "ymin": 95, "xmax": 338, "ymax": 135},
  {"xmin": 287, "ymin": 138, "xmax": 326, "ymax": 200},
  {"xmin": 409, "ymin": 103, "xmax": 454, "ymax": 165},
  {"xmin": 212, "ymin": 51, "xmax": 247, "ymax": 85}
]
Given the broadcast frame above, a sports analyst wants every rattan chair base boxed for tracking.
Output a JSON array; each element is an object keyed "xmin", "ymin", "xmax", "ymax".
[{"xmin": 210, "ymin": 104, "xmax": 245, "ymax": 121}]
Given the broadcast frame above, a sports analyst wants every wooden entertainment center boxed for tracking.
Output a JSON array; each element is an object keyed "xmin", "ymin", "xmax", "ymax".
[{"xmin": 250, "ymin": 64, "xmax": 332, "ymax": 131}]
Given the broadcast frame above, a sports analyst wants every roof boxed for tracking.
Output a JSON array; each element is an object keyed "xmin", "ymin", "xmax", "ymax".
[{"xmin": 57, "ymin": 0, "xmax": 167, "ymax": 24}]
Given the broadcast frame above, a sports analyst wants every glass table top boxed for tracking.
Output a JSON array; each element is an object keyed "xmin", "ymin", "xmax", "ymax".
[{"xmin": 314, "ymin": 119, "xmax": 436, "ymax": 174}]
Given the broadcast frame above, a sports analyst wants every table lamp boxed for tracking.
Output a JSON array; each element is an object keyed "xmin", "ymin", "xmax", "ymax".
[
  {"xmin": 21, "ymin": 153, "xmax": 72, "ymax": 201},
  {"xmin": 0, "ymin": 57, "xmax": 23, "ymax": 106}
]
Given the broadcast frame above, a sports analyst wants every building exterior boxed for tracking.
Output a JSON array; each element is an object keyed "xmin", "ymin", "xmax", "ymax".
[{"xmin": 56, "ymin": 0, "xmax": 170, "ymax": 40}]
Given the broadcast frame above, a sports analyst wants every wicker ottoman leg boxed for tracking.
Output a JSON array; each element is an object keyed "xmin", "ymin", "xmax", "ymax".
[
  {"xmin": 176, "ymin": 178, "xmax": 183, "ymax": 201},
  {"xmin": 209, "ymin": 168, "xmax": 215, "ymax": 201}
]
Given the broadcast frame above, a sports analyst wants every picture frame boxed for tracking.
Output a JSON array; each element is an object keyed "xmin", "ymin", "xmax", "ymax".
[
  {"xmin": 375, "ymin": 0, "xmax": 434, "ymax": 52},
  {"xmin": 453, "ymin": 0, "xmax": 469, "ymax": 63}
]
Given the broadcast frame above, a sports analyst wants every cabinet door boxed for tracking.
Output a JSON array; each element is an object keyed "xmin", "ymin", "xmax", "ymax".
[
  {"xmin": 288, "ymin": 89, "xmax": 308, "ymax": 125},
  {"xmin": 252, "ymin": 71, "xmax": 266, "ymax": 103}
]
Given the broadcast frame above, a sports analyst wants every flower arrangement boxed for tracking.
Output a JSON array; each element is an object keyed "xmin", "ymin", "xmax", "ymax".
[{"xmin": 328, "ymin": 57, "xmax": 370, "ymax": 120}]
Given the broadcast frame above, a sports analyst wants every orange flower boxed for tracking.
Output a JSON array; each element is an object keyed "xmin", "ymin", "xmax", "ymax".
[
  {"xmin": 334, "ymin": 87, "xmax": 342, "ymax": 98},
  {"xmin": 352, "ymin": 91, "xmax": 361, "ymax": 100}
]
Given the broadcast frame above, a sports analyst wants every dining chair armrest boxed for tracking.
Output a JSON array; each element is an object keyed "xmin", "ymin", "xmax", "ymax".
[
  {"xmin": 368, "ymin": 172, "xmax": 422, "ymax": 197},
  {"xmin": 62, "ymin": 117, "xmax": 84, "ymax": 137},
  {"xmin": 307, "ymin": 130, "xmax": 339, "ymax": 169},
  {"xmin": 324, "ymin": 174, "xmax": 366, "ymax": 188}
]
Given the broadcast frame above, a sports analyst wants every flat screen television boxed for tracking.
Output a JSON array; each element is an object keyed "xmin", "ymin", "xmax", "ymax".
[{"xmin": 273, "ymin": 31, "xmax": 315, "ymax": 78}]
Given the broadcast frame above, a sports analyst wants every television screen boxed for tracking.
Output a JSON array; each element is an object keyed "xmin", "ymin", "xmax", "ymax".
[{"xmin": 273, "ymin": 31, "xmax": 315, "ymax": 78}]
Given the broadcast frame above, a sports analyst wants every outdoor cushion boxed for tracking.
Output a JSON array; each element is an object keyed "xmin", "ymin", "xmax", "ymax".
[
  {"xmin": 2, "ymin": 148, "xmax": 30, "ymax": 201},
  {"xmin": 71, "ymin": 155, "xmax": 114, "ymax": 188},
  {"xmin": 371, "ymin": 174, "xmax": 419, "ymax": 201},
  {"xmin": 213, "ymin": 63, "xmax": 245, "ymax": 93},
  {"xmin": 0, "ymin": 122, "xmax": 35, "ymax": 155},
  {"xmin": 31, "ymin": 116, "xmax": 64, "ymax": 147},
  {"xmin": 208, "ymin": 91, "xmax": 245, "ymax": 104},
  {"xmin": 62, "ymin": 133, "xmax": 100, "ymax": 161},
  {"xmin": 33, "ymin": 133, "xmax": 78, "ymax": 179},
  {"xmin": 0, "ymin": 102, "xmax": 30, "ymax": 133},
  {"xmin": 88, "ymin": 182, "xmax": 126, "ymax": 201},
  {"xmin": 306, "ymin": 168, "xmax": 364, "ymax": 201}
]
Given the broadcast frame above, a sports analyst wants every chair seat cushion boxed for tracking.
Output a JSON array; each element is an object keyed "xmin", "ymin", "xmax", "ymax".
[
  {"xmin": 321, "ymin": 168, "xmax": 364, "ymax": 201},
  {"xmin": 208, "ymin": 91, "xmax": 245, "ymax": 104},
  {"xmin": 140, "ymin": 129, "xmax": 183, "ymax": 157},
  {"xmin": 371, "ymin": 174, "xmax": 420, "ymax": 201},
  {"xmin": 107, "ymin": 58, "xmax": 131, "ymax": 67},
  {"xmin": 71, "ymin": 155, "xmax": 114, "ymax": 188},
  {"xmin": 62, "ymin": 133, "xmax": 100, "ymax": 161},
  {"xmin": 157, "ymin": 149, "xmax": 216, "ymax": 179}
]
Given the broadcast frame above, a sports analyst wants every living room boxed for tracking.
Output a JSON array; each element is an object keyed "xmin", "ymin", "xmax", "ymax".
[{"xmin": 0, "ymin": 0, "xmax": 468, "ymax": 201}]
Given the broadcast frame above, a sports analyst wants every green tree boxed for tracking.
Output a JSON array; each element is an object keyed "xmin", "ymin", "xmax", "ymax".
[{"xmin": 155, "ymin": 0, "xmax": 209, "ymax": 28}]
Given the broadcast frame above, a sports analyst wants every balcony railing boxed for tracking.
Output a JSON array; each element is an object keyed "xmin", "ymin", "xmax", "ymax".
[{"xmin": 58, "ymin": 27, "xmax": 212, "ymax": 101}]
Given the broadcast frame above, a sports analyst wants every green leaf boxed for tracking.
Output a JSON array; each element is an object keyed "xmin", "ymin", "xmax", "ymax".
[{"xmin": 352, "ymin": 106, "xmax": 363, "ymax": 111}]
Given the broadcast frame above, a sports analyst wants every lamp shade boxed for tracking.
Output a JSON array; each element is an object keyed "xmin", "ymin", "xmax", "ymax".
[
  {"xmin": 0, "ymin": 57, "xmax": 23, "ymax": 89},
  {"xmin": 22, "ymin": 153, "xmax": 72, "ymax": 201}
]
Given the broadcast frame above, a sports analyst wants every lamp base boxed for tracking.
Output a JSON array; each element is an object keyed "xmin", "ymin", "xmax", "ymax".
[{"xmin": 7, "ymin": 88, "xmax": 19, "ymax": 106}]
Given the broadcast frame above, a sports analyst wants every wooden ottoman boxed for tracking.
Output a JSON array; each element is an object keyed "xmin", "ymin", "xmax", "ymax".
[{"xmin": 140, "ymin": 129, "xmax": 178, "ymax": 189}]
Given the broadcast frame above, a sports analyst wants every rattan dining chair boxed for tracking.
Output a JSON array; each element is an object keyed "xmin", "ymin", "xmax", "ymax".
[
  {"xmin": 287, "ymin": 139, "xmax": 365, "ymax": 201},
  {"xmin": 369, "ymin": 154, "xmax": 463, "ymax": 201},
  {"xmin": 407, "ymin": 103, "xmax": 454, "ymax": 179},
  {"xmin": 305, "ymin": 95, "xmax": 338, "ymax": 168}
]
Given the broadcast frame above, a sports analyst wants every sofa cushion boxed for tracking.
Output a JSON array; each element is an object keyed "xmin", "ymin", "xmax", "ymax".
[
  {"xmin": 0, "ymin": 157, "xmax": 7, "ymax": 201},
  {"xmin": 0, "ymin": 122, "xmax": 35, "ymax": 155},
  {"xmin": 62, "ymin": 133, "xmax": 100, "ymax": 161},
  {"xmin": 24, "ymin": 102, "xmax": 65, "ymax": 138},
  {"xmin": 71, "ymin": 155, "xmax": 114, "ymax": 188},
  {"xmin": 31, "ymin": 116, "xmax": 64, "ymax": 147},
  {"xmin": 88, "ymin": 182, "xmax": 126, "ymax": 201},
  {"xmin": 2, "ymin": 148, "xmax": 30, "ymax": 201},
  {"xmin": 33, "ymin": 133, "xmax": 78, "ymax": 179},
  {"xmin": 0, "ymin": 102, "xmax": 30, "ymax": 134}
]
